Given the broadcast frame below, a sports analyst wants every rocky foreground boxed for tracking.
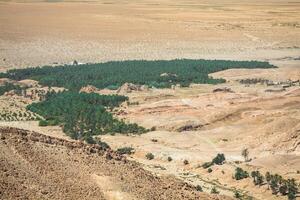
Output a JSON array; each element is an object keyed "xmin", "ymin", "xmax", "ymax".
[{"xmin": 0, "ymin": 127, "xmax": 231, "ymax": 200}]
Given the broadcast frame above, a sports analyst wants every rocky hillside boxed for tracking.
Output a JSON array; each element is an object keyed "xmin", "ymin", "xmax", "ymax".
[{"xmin": 0, "ymin": 127, "xmax": 230, "ymax": 200}]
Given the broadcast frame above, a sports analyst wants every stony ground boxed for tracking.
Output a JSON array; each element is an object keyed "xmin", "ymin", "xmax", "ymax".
[{"xmin": 0, "ymin": 127, "xmax": 230, "ymax": 200}]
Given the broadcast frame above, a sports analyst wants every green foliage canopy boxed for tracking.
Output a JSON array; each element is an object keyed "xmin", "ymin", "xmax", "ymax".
[{"xmin": 1, "ymin": 59, "xmax": 276, "ymax": 91}]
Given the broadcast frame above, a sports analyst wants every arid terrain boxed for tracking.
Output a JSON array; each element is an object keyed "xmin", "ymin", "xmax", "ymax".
[
  {"xmin": 0, "ymin": 0, "xmax": 300, "ymax": 71},
  {"xmin": 0, "ymin": 0, "xmax": 300, "ymax": 200}
]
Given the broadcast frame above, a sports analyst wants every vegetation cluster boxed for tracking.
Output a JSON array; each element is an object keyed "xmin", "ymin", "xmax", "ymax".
[
  {"xmin": 0, "ymin": 83, "xmax": 24, "ymax": 95},
  {"xmin": 202, "ymin": 153, "xmax": 226, "ymax": 169},
  {"xmin": 234, "ymin": 168, "xmax": 299, "ymax": 200},
  {"xmin": 1, "ymin": 59, "xmax": 275, "ymax": 91},
  {"xmin": 27, "ymin": 91, "xmax": 148, "ymax": 140}
]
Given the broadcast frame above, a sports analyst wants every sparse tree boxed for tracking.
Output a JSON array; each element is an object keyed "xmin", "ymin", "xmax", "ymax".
[
  {"xmin": 210, "ymin": 186, "xmax": 219, "ymax": 194},
  {"xmin": 234, "ymin": 167, "xmax": 249, "ymax": 180},
  {"xmin": 183, "ymin": 159, "xmax": 189, "ymax": 165},
  {"xmin": 196, "ymin": 185, "xmax": 203, "ymax": 192},
  {"xmin": 146, "ymin": 153, "xmax": 154, "ymax": 160},
  {"xmin": 234, "ymin": 190, "xmax": 242, "ymax": 199},
  {"xmin": 241, "ymin": 148, "xmax": 249, "ymax": 162}
]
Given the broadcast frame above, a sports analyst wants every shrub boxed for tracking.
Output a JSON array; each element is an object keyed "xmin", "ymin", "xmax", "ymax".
[
  {"xmin": 38, "ymin": 120, "xmax": 48, "ymax": 126},
  {"xmin": 84, "ymin": 135, "xmax": 96, "ymax": 144},
  {"xmin": 117, "ymin": 147, "xmax": 134, "ymax": 155},
  {"xmin": 208, "ymin": 168, "xmax": 213, "ymax": 173},
  {"xmin": 234, "ymin": 190, "xmax": 242, "ymax": 198},
  {"xmin": 167, "ymin": 156, "xmax": 172, "ymax": 162},
  {"xmin": 196, "ymin": 185, "xmax": 203, "ymax": 192},
  {"xmin": 146, "ymin": 153, "xmax": 154, "ymax": 160},
  {"xmin": 183, "ymin": 159, "xmax": 189, "ymax": 165},
  {"xmin": 210, "ymin": 186, "xmax": 219, "ymax": 194},
  {"xmin": 234, "ymin": 167, "xmax": 249, "ymax": 180},
  {"xmin": 241, "ymin": 148, "xmax": 249, "ymax": 162},
  {"xmin": 95, "ymin": 139, "xmax": 110, "ymax": 150},
  {"xmin": 212, "ymin": 153, "xmax": 225, "ymax": 165},
  {"xmin": 150, "ymin": 126, "xmax": 156, "ymax": 131},
  {"xmin": 251, "ymin": 171, "xmax": 264, "ymax": 186}
]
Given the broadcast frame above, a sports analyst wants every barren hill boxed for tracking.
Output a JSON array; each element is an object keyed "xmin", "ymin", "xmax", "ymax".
[{"xmin": 0, "ymin": 127, "xmax": 228, "ymax": 200}]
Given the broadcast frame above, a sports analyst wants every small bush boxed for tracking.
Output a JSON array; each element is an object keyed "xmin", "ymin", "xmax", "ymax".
[
  {"xmin": 146, "ymin": 153, "xmax": 154, "ymax": 160},
  {"xmin": 196, "ymin": 185, "xmax": 203, "ymax": 192},
  {"xmin": 234, "ymin": 167, "xmax": 249, "ymax": 180},
  {"xmin": 234, "ymin": 190, "xmax": 242, "ymax": 198},
  {"xmin": 150, "ymin": 126, "xmax": 156, "ymax": 131},
  {"xmin": 210, "ymin": 186, "xmax": 219, "ymax": 194},
  {"xmin": 117, "ymin": 147, "xmax": 134, "ymax": 155},
  {"xmin": 212, "ymin": 153, "xmax": 225, "ymax": 165},
  {"xmin": 251, "ymin": 171, "xmax": 264, "ymax": 186},
  {"xmin": 84, "ymin": 135, "xmax": 96, "ymax": 144},
  {"xmin": 183, "ymin": 159, "xmax": 189, "ymax": 165},
  {"xmin": 95, "ymin": 139, "xmax": 110, "ymax": 150},
  {"xmin": 241, "ymin": 148, "xmax": 249, "ymax": 162},
  {"xmin": 167, "ymin": 156, "xmax": 172, "ymax": 162},
  {"xmin": 38, "ymin": 120, "xmax": 48, "ymax": 126},
  {"xmin": 208, "ymin": 168, "xmax": 213, "ymax": 173}
]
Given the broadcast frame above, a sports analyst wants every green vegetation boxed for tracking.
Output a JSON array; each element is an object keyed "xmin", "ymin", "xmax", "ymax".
[
  {"xmin": 1, "ymin": 59, "xmax": 275, "ymax": 91},
  {"xmin": 145, "ymin": 153, "xmax": 154, "ymax": 160},
  {"xmin": 251, "ymin": 171, "xmax": 264, "ymax": 186},
  {"xmin": 210, "ymin": 186, "xmax": 220, "ymax": 194},
  {"xmin": 27, "ymin": 91, "xmax": 148, "ymax": 139},
  {"xmin": 208, "ymin": 168, "xmax": 213, "ymax": 173},
  {"xmin": 0, "ymin": 83, "xmax": 24, "ymax": 95},
  {"xmin": 0, "ymin": 110, "xmax": 37, "ymax": 121},
  {"xmin": 116, "ymin": 147, "xmax": 135, "ymax": 155},
  {"xmin": 234, "ymin": 167, "xmax": 249, "ymax": 180},
  {"xmin": 212, "ymin": 153, "xmax": 226, "ymax": 165},
  {"xmin": 202, "ymin": 153, "xmax": 226, "ymax": 169},
  {"xmin": 241, "ymin": 148, "xmax": 249, "ymax": 162},
  {"xmin": 196, "ymin": 185, "xmax": 203, "ymax": 192},
  {"xmin": 234, "ymin": 190, "xmax": 243, "ymax": 199},
  {"xmin": 84, "ymin": 135, "xmax": 97, "ymax": 144},
  {"xmin": 38, "ymin": 120, "xmax": 48, "ymax": 126},
  {"xmin": 167, "ymin": 156, "xmax": 173, "ymax": 162},
  {"xmin": 232, "ymin": 168, "xmax": 299, "ymax": 200},
  {"xmin": 95, "ymin": 138, "xmax": 110, "ymax": 150}
]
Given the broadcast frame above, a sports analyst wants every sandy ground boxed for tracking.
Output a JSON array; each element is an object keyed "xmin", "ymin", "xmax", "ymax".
[
  {"xmin": 0, "ymin": 0, "xmax": 300, "ymax": 70},
  {"xmin": 100, "ymin": 82, "xmax": 300, "ymax": 199}
]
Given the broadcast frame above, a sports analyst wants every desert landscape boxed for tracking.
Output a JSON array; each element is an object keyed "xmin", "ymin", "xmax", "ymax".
[{"xmin": 0, "ymin": 0, "xmax": 300, "ymax": 200}]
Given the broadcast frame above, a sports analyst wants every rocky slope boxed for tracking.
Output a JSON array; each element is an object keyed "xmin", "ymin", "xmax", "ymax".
[{"xmin": 0, "ymin": 127, "xmax": 230, "ymax": 200}]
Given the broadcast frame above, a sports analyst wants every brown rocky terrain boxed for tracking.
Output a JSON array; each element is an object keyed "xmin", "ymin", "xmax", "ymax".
[{"xmin": 0, "ymin": 127, "xmax": 230, "ymax": 200}]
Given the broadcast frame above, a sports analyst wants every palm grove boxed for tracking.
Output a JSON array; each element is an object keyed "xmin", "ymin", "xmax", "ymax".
[
  {"xmin": 1, "ymin": 59, "xmax": 275, "ymax": 142},
  {"xmin": 27, "ymin": 91, "xmax": 148, "ymax": 141}
]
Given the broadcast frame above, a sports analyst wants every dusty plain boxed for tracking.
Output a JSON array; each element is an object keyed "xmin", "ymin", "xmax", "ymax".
[{"xmin": 0, "ymin": 0, "xmax": 300, "ymax": 200}]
